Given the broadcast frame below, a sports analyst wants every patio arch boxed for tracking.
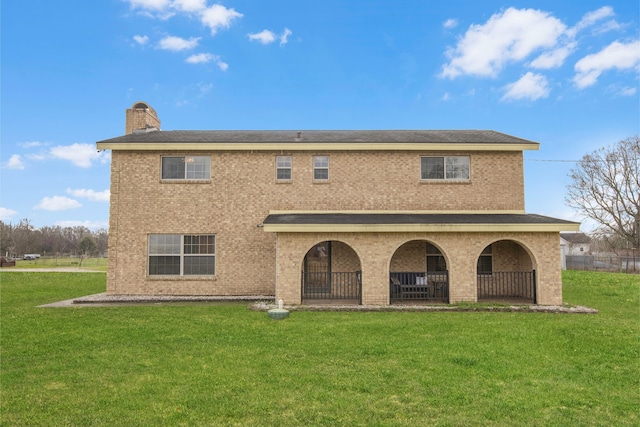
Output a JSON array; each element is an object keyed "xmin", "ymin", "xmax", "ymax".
[
  {"xmin": 301, "ymin": 240, "xmax": 362, "ymax": 304},
  {"xmin": 476, "ymin": 239, "xmax": 537, "ymax": 303},
  {"xmin": 389, "ymin": 239, "xmax": 449, "ymax": 303}
]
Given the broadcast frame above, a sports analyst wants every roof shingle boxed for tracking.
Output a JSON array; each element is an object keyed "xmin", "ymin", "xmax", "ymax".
[{"xmin": 97, "ymin": 129, "xmax": 539, "ymax": 145}]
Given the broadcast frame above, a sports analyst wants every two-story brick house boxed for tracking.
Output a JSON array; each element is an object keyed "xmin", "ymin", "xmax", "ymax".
[{"xmin": 96, "ymin": 102, "xmax": 579, "ymax": 305}]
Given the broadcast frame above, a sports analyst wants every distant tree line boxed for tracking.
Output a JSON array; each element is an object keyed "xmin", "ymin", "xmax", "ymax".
[{"xmin": 0, "ymin": 219, "xmax": 108, "ymax": 258}]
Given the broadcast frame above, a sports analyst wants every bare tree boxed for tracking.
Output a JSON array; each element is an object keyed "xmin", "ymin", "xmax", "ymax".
[
  {"xmin": 566, "ymin": 136, "xmax": 640, "ymax": 249},
  {"xmin": 12, "ymin": 218, "xmax": 41, "ymax": 256},
  {"xmin": 0, "ymin": 221, "xmax": 14, "ymax": 257}
]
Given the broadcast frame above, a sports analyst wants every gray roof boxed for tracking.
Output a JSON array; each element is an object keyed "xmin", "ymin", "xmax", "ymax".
[
  {"xmin": 263, "ymin": 213, "xmax": 578, "ymax": 226},
  {"xmin": 560, "ymin": 232, "xmax": 591, "ymax": 244},
  {"xmin": 98, "ymin": 129, "xmax": 538, "ymax": 145}
]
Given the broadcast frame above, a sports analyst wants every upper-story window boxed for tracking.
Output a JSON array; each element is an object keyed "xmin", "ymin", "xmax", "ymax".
[
  {"xmin": 421, "ymin": 156, "xmax": 470, "ymax": 180},
  {"xmin": 276, "ymin": 156, "xmax": 292, "ymax": 181},
  {"xmin": 161, "ymin": 156, "xmax": 210, "ymax": 180},
  {"xmin": 313, "ymin": 156, "xmax": 329, "ymax": 180}
]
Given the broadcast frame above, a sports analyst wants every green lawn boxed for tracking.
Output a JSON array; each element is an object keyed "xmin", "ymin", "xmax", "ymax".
[{"xmin": 1, "ymin": 271, "xmax": 638, "ymax": 426}]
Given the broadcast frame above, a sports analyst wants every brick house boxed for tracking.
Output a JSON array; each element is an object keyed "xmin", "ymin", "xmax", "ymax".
[{"xmin": 96, "ymin": 102, "xmax": 579, "ymax": 305}]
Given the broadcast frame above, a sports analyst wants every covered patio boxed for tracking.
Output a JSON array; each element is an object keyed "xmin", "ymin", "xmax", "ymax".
[
  {"xmin": 301, "ymin": 240, "xmax": 362, "ymax": 304},
  {"xmin": 263, "ymin": 212, "xmax": 579, "ymax": 306},
  {"xmin": 389, "ymin": 240, "xmax": 449, "ymax": 304},
  {"xmin": 476, "ymin": 240, "xmax": 537, "ymax": 304}
]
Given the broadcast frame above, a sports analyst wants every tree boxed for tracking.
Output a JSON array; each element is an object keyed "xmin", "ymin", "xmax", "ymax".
[
  {"xmin": 78, "ymin": 235, "xmax": 98, "ymax": 257},
  {"xmin": 0, "ymin": 221, "xmax": 14, "ymax": 256},
  {"xmin": 12, "ymin": 218, "xmax": 41, "ymax": 256},
  {"xmin": 566, "ymin": 136, "xmax": 640, "ymax": 249}
]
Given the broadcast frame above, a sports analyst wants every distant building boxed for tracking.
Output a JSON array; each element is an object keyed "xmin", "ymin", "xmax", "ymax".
[
  {"xmin": 560, "ymin": 233, "xmax": 592, "ymax": 256},
  {"xmin": 96, "ymin": 102, "xmax": 580, "ymax": 306}
]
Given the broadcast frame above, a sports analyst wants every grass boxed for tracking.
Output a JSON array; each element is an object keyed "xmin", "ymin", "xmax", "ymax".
[
  {"xmin": 10, "ymin": 257, "xmax": 108, "ymax": 271},
  {"xmin": 1, "ymin": 271, "xmax": 638, "ymax": 426}
]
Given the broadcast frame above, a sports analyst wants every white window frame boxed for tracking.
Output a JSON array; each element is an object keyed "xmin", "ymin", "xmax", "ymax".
[
  {"xmin": 148, "ymin": 234, "xmax": 216, "ymax": 276},
  {"xmin": 161, "ymin": 156, "xmax": 211, "ymax": 180},
  {"xmin": 313, "ymin": 155, "xmax": 329, "ymax": 181},
  {"xmin": 276, "ymin": 155, "xmax": 292, "ymax": 181},
  {"xmin": 420, "ymin": 156, "xmax": 470, "ymax": 181}
]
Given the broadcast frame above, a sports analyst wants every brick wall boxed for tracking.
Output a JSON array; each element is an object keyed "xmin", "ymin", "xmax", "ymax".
[
  {"xmin": 275, "ymin": 232, "xmax": 563, "ymax": 305},
  {"xmin": 106, "ymin": 149, "xmax": 543, "ymax": 300},
  {"xmin": 125, "ymin": 106, "xmax": 160, "ymax": 135}
]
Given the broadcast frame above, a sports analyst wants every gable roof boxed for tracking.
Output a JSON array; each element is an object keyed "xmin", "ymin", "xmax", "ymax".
[
  {"xmin": 560, "ymin": 232, "xmax": 592, "ymax": 244},
  {"xmin": 97, "ymin": 130, "xmax": 540, "ymax": 152}
]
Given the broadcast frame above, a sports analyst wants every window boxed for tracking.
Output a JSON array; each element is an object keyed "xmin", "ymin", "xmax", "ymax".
[
  {"xmin": 426, "ymin": 243, "xmax": 447, "ymax": 272},
  {"xmin": 421, "ymin": 156, "xmax": 469, "ymax": 180},
  {"xmin": 477, "ymin": 245, "xmax": 493, "ymax": 274},
  {"xmin": 313, "ymin": 156, "xmax": 329, "ymax": 180},
  {"xmin": 276, "ymin": 156, "xmax": 292, "ymax": 180},
  {"xmin": 149, "ymin": 234, "xmax": 215, "ymax": 276},
  {"xmin": 162, "ymin": 156, "xmax": 210, "ymax": 180}
]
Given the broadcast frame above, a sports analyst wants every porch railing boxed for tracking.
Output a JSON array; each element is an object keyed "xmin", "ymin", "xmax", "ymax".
[
  {"xmin": 301, "ymin": 271, "xmax": 362, "ymax": 301},
  {"xmin": 390, "ymin": 271, "xmax": 449, "ymax": 303},
  {"xmin": 477, "ymin": 271, "xmax": 536, "ymax": 302}
]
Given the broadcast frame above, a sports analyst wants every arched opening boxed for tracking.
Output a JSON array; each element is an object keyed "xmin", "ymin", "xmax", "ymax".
[
  {"xmin": 476, "ymin": 240, "xmax": 536, "ymax": 303},
  {"xmin": 301, "ymin": 241, "xmax": 362, "ymax": 304},
  {"xmin": 389, "ymin": 240, "xmax": 449, "ymax": 303}
]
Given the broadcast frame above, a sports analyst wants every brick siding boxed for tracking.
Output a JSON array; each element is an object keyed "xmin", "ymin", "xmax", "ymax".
[{"xmin": 106, "ymin": 149, "xmax": 562, "ymax": 305}]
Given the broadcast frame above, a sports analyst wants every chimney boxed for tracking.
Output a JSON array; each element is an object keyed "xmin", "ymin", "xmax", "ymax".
[{"xmin": 125, "ymin": 102, "xmax": 160, "ymax": 135}]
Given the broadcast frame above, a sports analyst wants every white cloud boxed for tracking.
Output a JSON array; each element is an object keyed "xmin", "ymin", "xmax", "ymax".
[
  {"xmin": 567, "ymin": 6, "xmax": 615, "ymax": 37},
  {"xmin": 125, "ymin": 0, "xmax": 242, "ymax": 33},
  {"xmin": 19, "ymin": 141, "xmax": 45, "ymax": 148},
  {"xmin": 248, "ymin": 29, "xmax": 276, "ymax": 45},
  {"xmin": 185, "ymin": 53, "xmax": 228, "ymax": 70},
  {"xmin": 126, "ymin": 0, "xmax": 170, "ymax": 11},
  {"xmin": 5, "ymin": 154, "xmax": 25, "ymax": 170},
  {"xmin": 592, "ymin": 20, "xmax": 622, "ymax": 35},
  {"xmin": 35, "ymin": 196, "xmax": 82, "ymax": 211},
  {"xmin": 50, "ymin": 143, "xmax": 110, "ymax": 168},
  {"xmin": 172, "ymin": 0, "xmax": 207, "ymax": 13},
  {"xmin": 158, "ymin": 35, "xmax": 199, "ymax": 51},
  {"xmin": 0, "ymin": 207, "xmax": 18, "ymax": 221},
  {"xmin": 26, "ymin": 153, "xmax": 46, "ymax": 161},
  {"xmin": 441, "ymin": 8, "xmax": 566, "ymax": 79},
  {"xmin": 133, "ymin": 35, "xmax": 149, "ymax": 45},
  {"xmin": 186, "ymin": 52, "xmax": 214, "ymax": 63},
  {"xmin": 530, "ymin": 42, "xmax": 576, "ymax": 69},
  {"xmin": 573, "ymin": 40, "xmax": 640, "ymax": 89},
  {"xmin": 200, "ymin": 4, "xmax": 243, "ymax": 35},
  {"xmin": 125, "ymin": 0, "xmax": 174, "ymax": 19},
  {"xmin": 619, "ymin": 86, "xmax": 637, "ymax": 96},
  {"xmin": 248, "ymin": 28, "xmax": 293, "ymax": 46},
  {"xmin": 66, "ymin": 188, "xmax": 110, "ymax": 202},
  {"xmin": 443, "ymin": 19, "xmax": 458, "ymax": 29},
  {"xmin": 280, "ymin": 28, "xmax": 292, "ymax": 46},
  {"xmin": 501, "ymin": 72, "xmax": 550, "ymax": 102}
]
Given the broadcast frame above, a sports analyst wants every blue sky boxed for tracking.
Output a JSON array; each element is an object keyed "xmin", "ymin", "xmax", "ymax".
[{"xmin": 1, "ymin": 0, "xmax": 638, "ymax": 231}]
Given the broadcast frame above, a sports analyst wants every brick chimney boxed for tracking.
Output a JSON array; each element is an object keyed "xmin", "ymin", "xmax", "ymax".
[{"xmin": 125, "ymin": 102, "xmax": 160, "ymax": 135}]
